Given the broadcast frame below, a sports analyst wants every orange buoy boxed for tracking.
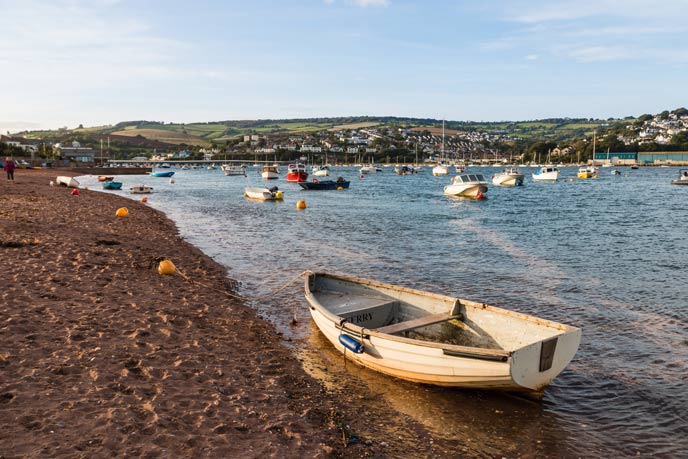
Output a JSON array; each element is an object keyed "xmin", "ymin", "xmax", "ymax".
[
  {"xmin": 115, "ymin": 207, "xmax": 129, "ymax": 217},
  {"xmin": 158, "ymin": 259, "xmax": 176, "ymax": 275},
  {"xmin": 140, "ymin": 197, "xmax": 148, "ymax": 203},
  {"xmin": 296, "ymin": 200, "xmax": 307, "ymax": 210}
]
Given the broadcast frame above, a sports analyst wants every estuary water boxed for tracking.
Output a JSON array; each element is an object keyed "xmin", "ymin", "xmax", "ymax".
[{"xmin": 84, "ymin": 165, "xmax": 688, "ymax": 457}]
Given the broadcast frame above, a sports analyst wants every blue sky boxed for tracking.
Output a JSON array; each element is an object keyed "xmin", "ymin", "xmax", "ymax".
[{"xmin": 2, "ymin": 0, "xmax": 687, "ymax": 133}]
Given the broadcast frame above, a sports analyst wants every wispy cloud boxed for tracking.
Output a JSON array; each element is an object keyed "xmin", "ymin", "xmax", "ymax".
[
  {"xmin": 480, "ymin": 0, "xmax": 688, "ymax": 65},
  {"xmin": 350, "ymin": 0, "xmax": 391, "ymax": 7},
  {"xmin": 525, "ymin": 54, "xmax": 539, "ymax": 61}
]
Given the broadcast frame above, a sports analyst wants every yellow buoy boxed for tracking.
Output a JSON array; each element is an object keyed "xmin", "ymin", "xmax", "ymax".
[
  {"xmin": 275, "ymin": 191, "xmax": 284, "ymax": 200},
  {"xmin": 337, "ymin": 186, "xmax": 343, "ymax": 190},
  {"xmin": 296, "ymin": 200, "xmax": 307, "ymax": 210},
  {"xmin": 158, "ymin": 259, "xmax": 176, "ymax": 275},
  {"xmin": 115, "ymin": 207, "xmax": 129, "ymax": 217},
  {"xmin": 569, "ymin": 178, "xmax": 574, "ymax": 182}
]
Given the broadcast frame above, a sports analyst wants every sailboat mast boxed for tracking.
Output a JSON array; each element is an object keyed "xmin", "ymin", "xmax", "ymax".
[{"xmin": 441, "ymin": 120, "xmax": 445, "ymax": 162}]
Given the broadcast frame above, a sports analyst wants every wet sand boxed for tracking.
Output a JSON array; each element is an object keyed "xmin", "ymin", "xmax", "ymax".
[{"xmin": 0, "ymin": 170, "xmax": 454, "ymax": 458}]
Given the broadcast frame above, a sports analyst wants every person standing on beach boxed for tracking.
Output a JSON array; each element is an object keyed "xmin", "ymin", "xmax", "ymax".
[{"xmin": 4, "ymin": 157, "xmax": 16, "ymax": 181}]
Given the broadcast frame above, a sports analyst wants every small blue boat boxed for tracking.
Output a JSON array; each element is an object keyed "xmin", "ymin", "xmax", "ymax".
[
  {"xmin": 150, "ymin": 171, "xmax": 175, "ymax": 178},
  {"xmin": 102, "ymin": 181, "xmax": 123, "ymax": 190},
  {"xmin": 298, "ymin": 178, "xmax": 350, "ymax": 190}
]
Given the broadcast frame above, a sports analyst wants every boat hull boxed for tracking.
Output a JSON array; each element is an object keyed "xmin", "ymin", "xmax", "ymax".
[
  {"xmin": 298, "ymin": 180, "xmax": 350, "ymax": 190},
  {"xmin": 286, "ymin": 172, "xmax": 308, "ymax": 182},
  {"xmin": 102, "ymin": 181, "xmax": 122, "ymax": 190},
  {"xmin": 532, "ymin": 172, "xmax": 559, "ymax": 181},
  {"xmin": 305, "ymin": 272, "xmax": 581, "ymax": 392},
  {"xmin": 244, "ymin": 187, "xmax": 283, "ymax": 200},
  {"xmin": 432, "ymin": 166, "xmax": 449, "ymax": 176},
  {"xmin": 130, "ymin": 186, "xmax": 153, "ymax": 194},
  {"xmin": 492, "ymin": 173, "xmax": 524, "ymax": 187},
  {"xmin": 150, "ymin": 171, "xmax": 175, "ymax": 178},
  {"xmin": 443, "ymin": 183, "xmax": 488, "ymax": 197},
  {"xmin": 55, "ymin": 176, "xmax": 80, "ymax": 188}
]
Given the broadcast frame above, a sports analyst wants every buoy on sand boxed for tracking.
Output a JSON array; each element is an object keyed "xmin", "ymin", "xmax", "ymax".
[
  {"xmin": 71, "ymin": 189, "xmax": 79, "ymax": 196},
  {"xmin": 158, "ymin": 259, "xmax": 176, "ymax": 275},
  {"xmin": 140, "ymin": 197, "xmax": 148, "ymax": 203},
  {"xmin": 115, "ymin": 207, "xmax": 129, "ymax": 217},
  {"xmin": 296, "ymin": 200, "xmax": 307, "ymax": 210}
]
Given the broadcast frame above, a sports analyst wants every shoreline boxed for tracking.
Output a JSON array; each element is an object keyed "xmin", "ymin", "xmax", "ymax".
[{"xmin": 0, "ymin": 170, "xmax": 452, "ymax": 458}]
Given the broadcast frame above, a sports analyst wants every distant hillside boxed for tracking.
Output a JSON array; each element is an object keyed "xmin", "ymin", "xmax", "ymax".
[{"xmin": 12, "ymin": 108, "xmax": 687, "ymax": 161}]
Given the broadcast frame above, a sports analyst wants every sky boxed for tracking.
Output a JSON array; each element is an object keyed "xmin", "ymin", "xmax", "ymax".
[{"xmin": 1, "ymin": 0, "xmax": 688, "ymax": 133}]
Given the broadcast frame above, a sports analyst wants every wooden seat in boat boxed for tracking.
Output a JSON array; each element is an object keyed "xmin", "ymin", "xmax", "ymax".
[{"xmin": 375, "ymin": 313, "xmax": 463, "ymax": 335}]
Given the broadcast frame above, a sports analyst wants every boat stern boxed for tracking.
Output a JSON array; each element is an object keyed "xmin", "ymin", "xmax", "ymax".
[{"xmin": 509, "ymin": 327, "xmax": 581, "ymax": 391}]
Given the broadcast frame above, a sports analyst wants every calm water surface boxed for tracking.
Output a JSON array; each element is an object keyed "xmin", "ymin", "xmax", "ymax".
[{"xmin": 84, "ymin": 165, "xmax": 688, "ymax": 457}]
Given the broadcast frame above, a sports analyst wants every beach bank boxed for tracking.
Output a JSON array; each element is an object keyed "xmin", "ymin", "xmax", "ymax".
[{"xmin": 0, "ymin": 170, "xmax": 452, "ymax": 458}]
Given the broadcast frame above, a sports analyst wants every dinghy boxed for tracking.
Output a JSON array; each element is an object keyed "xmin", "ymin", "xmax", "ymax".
[
  {"xmin": 102, "ymin": 181, "xmax": 122, "ymax": 190},
  {"xmin": 244, "ymin": 186, "xmax": 283, "ymax": 201},
  {"xmin": 55, "ymin": 176, "xmax": 80, "ymax": 188},
  {"xmin": 305, "ymin": 272, "xmax": 581, "ymax": 393}
]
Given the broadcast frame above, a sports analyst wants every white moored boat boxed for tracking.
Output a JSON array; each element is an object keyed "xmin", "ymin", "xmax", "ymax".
[
  {"xmin": 261, "ymin": 165, "xmax": 279, "ymax": 180},
  {"xmin": 531, "ymin": 165, "xmax": 560, "ymax": 182},
  {"xmin": 443, "ymin": 173, "xmax": 488, "ymax": 198},
  {"xmin": 312, "ymin": 165, "xmax": 332, "ymax": 177},
  {"xmin": 244, "ymin": 186, "xmax": 283, "ymax": 201},
  {"xmin": 130, "ymin": 185, "xmax": 153, "ymax": 194},
  {"xmin": 671, "ymin": 169, "xmax": 688, "ymax": 185},
  {"xmin": 221, "ymin": 164, "xmax": 246, "ymax": 176},
  {"xmin": 305, "ymin": 272, "xmax": 581, "ymax": 393},
  {"xmin": 492, "ymin": 166, "xmax": 525, "ymax": 186}
]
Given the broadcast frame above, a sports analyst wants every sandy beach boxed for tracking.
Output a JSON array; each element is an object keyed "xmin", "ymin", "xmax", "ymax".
[{"xmin": 0, "ymin": 170, "xmax": 454, "ymax": 459}]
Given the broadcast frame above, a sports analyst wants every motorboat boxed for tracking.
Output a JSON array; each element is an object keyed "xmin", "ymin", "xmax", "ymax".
[
  {"xmin": 393, "ymin": 165, "xmax": 414, "ymax": 175},
  {"xmin": 55, "ymin": 176, "xmax": 80, "ymax": 188},
  {"xmin": 455, "ymin": 165, "xmax": 467, "ymax": 173},
  {"xmin": 577, "ymin": 166, "xmax": 597, "ymax": 179},
  {"xmin": 671, "ymin": 169, "xmax": 688, "ymax": 185},
  {"xmin": 359, "ymin": 164, "xmax": 380, "ymax": 174},
  {"xmin": 286, "ymin": 163, "xmax": 308, "ymax": 182},
  {"xmin": 443, "ymin": 173, "xmax": 488, "ymax": 198},
  {"xmin": 532, "ymin": 165, "xmax": 560, "ymax": 182},
  {"xmin": 261, "ymin": 165, "xmax": 279, "ymax": 180},
  {"xmin": 611, "ymin": 169, "xmax": 621, "ymax": 176},
  {"xmin": 221, "ymin": 164, "xmax": 247, "ymax": 176},
  {"xmin": 97, "ymin": 176, "xmax": 114, "ymax": 182},
  {"xmin": 102, "ymin": 181, "xmax": 122, "ymax": 190},
  {"xmin": 432, "ymin": 163, "xmax": 449, "ymax": 176},
  {"xmin": 130, "ymin": 185, "xmax": 153, "ymax": 194},
  {"xmin": 312, "ymin": 165, "xmax": 332, "ymax": 177},
  {"xmin": 492, "ymin": 166, "xmax": 524, "ymax": 187},
  {"xmin": 304, "ymin": 272, "xmax": 581, "ymax": 393},
  {"xmin": 298, "ymin": 177, "xmax": 350, "ymax": 190},
  {"xmin": 150, "ymin": 171, "xmax": 175, "ymax": 178},
  {"xmin": 244, "ymin": 186, "xmax": 284, "ymax": 200}
]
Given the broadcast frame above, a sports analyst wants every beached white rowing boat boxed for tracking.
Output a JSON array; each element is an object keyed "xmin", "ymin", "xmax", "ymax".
[
  {"xmin": 305, "ymin": 272, "xmax": 581, "ymax": 393},
  {"xmin": 55, "ymin": 176, "xmax": 80, "ymax": 188}
]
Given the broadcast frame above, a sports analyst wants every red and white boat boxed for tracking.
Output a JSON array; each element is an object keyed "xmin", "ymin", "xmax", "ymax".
[{"xmin": 285, "ymin": 163, "xmax": 308, "ymax": 182}]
